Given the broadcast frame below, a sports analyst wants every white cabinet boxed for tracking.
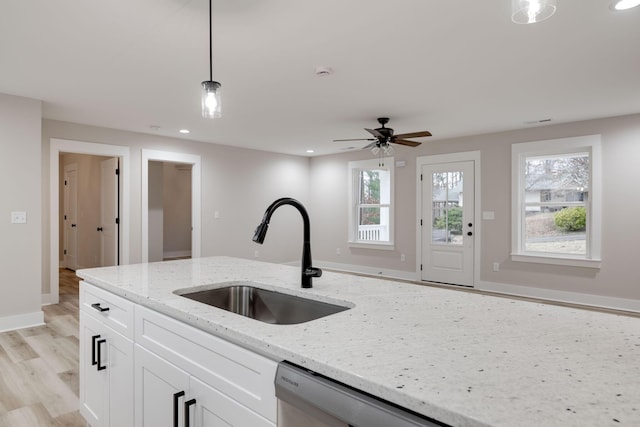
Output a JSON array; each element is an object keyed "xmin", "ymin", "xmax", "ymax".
[
  {"xmin": 79, "ymin": 282, "xmax": 278, "ymax": 427},
  {"xmin": 134, "ymin": 305, "xmax": 277, "ymax": 427},
  {"xmin": 79, "ymin": 283, "xmax": 134, "ymax": 427}
]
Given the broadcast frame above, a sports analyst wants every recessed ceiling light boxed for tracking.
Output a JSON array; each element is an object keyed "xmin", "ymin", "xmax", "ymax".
[
  {"xmin": 179, "ymin": 129, "xmax": 190, "ymax": 134},
  {"xmin": 306, "ymin": 149, "xmax": 315, "ymax": 153},
  {"xmin": 610, "ymin": 0, "xmax": 640, "ymax": 10},
  {"xmin": 315, "ymin": 66, "xmax": 334, "ymax": 77},
  {"xmin": 150, "ymin": 125, "xmax": 161, "ymax": 131}
]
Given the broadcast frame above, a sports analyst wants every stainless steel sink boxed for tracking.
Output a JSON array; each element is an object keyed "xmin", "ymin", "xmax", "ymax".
[{"xmin": 177, "ymin": 285, "xmax": 350, "ymax": 325}]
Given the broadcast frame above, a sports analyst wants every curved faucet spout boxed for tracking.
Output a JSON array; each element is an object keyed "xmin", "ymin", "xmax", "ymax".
[{"xmin": 252, "ymin": 198, "xmax": 322, "ymax": 288}]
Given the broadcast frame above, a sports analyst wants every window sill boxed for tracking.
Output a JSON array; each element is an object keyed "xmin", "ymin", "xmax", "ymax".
[
  {"xmin": 511, "ymin": 253, "xmax": 601, "ymax": 269},
  {"xmin": 348, "ymin": 241, "xmax": 395, "ymax": 251}
]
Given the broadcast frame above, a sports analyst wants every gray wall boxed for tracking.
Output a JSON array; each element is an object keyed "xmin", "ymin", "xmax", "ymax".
[
  {"xmin": 41, "ymin": 119, "xmax": 310, "ymax": 295},
  {"xmin": 309, "ymin": 113, "xmax": 640, "ymax": 302},
  {"xmin": 0, "ymin": 93, "xmax": 43, "ymax": 328}
]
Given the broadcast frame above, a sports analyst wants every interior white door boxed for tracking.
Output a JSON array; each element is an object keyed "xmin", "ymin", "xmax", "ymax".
[
  {"xmin": 100, "ymin": 157, "xmax": 119, "ymax": 266},
  {"xmin": 421, "ymin": 161, "xmax": 475, "ymax": 286},
  {"xmin": 63, "ymin": 164, "xmax": 79, "ymax": 270}
]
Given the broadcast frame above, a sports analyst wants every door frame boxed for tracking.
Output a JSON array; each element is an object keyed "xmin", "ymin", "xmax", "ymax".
[
  {"xmin": 50, "ymin": 139, "xmax": 130, "ymax": 305},
  {"xmin": 416, "ymin": 151, "xmax": 481, "ymax": 287},
  {"xmin": 62, "ymin": 162, "xmax": 79, "ymax": 270},
  {"xmin": 141, "ymin": 149, "xmax": 201, "ymax": 263}
]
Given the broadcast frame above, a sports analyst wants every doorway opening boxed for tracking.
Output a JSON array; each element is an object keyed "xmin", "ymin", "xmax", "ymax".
[
  {"xmin": 141, "ymin": 149, "xmax": 201, "ymax": 263},
  {"xmin": 49, "ymin": 139, "xmax": 130, "ymax": 305}
]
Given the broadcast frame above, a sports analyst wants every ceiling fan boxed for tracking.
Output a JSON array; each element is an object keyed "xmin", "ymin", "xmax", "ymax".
[{"xmin": 333, "ymin": 117, "xmax": 432, "ymax": 150}]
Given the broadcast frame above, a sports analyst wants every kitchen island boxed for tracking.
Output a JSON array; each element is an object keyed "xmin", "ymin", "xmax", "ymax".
[{"xmin": 77, "ymin": 256, "xmax": 640, "ymax": 427}]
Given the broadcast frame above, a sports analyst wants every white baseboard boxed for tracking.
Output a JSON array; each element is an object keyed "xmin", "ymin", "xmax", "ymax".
[
  {"xmin": 163, "ymin": 250, "xmax": 192, "ymax": 259},
  {"xmin": 477, "ymin": 280, "xmax": 640, "ymax": 313},
  {"xmin": 0, "ymin": 310, "xmax": 45, "ymax": 333},
  {"xmin": 314, "ymin": 260, "xmax": 418, "ymax": 281},
  {"xmin": 41, "ymin": 293, "xmax": 54, "ymax": 306}
]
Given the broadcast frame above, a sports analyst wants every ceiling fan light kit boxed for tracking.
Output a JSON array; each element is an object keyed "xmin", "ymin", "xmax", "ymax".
[
  {"xmin": 511, "ymin": 0, "xmax": 557, "ymax": 24},
  {"xmin": 201, "ymin": 0, "xmax": 222, "ymax": 118}
]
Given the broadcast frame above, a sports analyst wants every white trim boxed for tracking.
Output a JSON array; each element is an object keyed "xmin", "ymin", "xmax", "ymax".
[
  {"xmin": 50, "ymin": 138, "xmax": 131, "ymax": 305},
  {"xmin": 477, "ymin": 280, "xmax": 640, "ymax": 314},
  {"xmin": 0, "ymin": 311, "xmax": 45, "ymax": 333},
  {"xmin": 163, "ymin": 250, "xmax": 192, "ymax": 259},
  {"xmin": 511, "ymin": 254, "xmax": 601, "ymax": 268},
  {"xmin": 141, "ymin": 149, "xmax": 202, "ymax": 263},
  {"xmin": 347, "ymin": 157, "xmax": 395, "ymax": 247},
  {"xmin": 315, "ymin": 260, "xmax": 418, "ymax": 281},
  {"xmin": 41, "ymin": 293, "xmax": 53, "ymax": 306},
  {"xmin": 416, "ymin": 151, "xmax": 482, "ymax": 287},
  {"xmin": 511, "ymin": 135, "xmax": 602, "ymax": 266}
]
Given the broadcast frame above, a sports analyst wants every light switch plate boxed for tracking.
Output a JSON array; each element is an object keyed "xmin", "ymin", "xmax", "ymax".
[
  {"xmin": 11, "ymin": 211, "xmax": 27, "ymax": 224},
  {"xmin": 482, "ymin": 211, "xmax": 495, "ymax": 220}
]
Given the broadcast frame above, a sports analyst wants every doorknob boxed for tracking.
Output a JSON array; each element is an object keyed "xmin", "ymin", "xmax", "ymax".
[
  {"xmin": 97, "ymin": 227, "xmax": 103, "ymax": 232},
  {"xmin": 467, "ymin": 231, "xmax": 473, "ymax": 236},
  {"xmin": 71, "ymin": 224, "xmax": 77, "ymax": 228},
  {"xmin": 468, "ymin": 223, "xmax": 473, "ymax": 227}
]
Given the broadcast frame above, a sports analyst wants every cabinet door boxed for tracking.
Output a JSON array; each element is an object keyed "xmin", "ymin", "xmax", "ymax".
[
  {"xmin": 190, "ymin": 376, "xmax": 275, "ymax": 427},
  {"xmin": 80, "ymin": 311, "xmax": 134, "ymax": 427},
  {"xmin": 80, "ymin": 312, "xmax": 107, "ymax": 426},
  {"xmin": 135, "ymin": 345, "xmax": 190, "ymax": 427}
]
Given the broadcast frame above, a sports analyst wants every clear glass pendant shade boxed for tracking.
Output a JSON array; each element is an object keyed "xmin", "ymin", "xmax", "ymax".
[
  {"xmin": 511, "ymin": 0, "xmax": 557, "ymax": 24},
  {"xmin": 201, "ymin": 81, "xmax": 221, "ymax": 118}
]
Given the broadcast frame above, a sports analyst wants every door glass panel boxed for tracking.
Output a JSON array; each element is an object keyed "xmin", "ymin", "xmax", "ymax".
[{"xmin": 431, "ymin": 171, "xmax": 463, "ymax": 245}]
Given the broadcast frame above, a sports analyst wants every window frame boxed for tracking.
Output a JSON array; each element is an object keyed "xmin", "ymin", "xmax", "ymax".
[
  {"xmin": 348, "ymin": 157, "xmax": 395, "ymax": 250},
  {"xmin": 511, "ymin": 135, "xmax": 602, "ymax": 268}
]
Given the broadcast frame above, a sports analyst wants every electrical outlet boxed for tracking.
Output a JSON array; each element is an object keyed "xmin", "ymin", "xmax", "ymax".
[
  {"xmin": 11, "ymin": 211, "xmax": 27, "ymax": 224},
  {"xmin": 336, "ymin": 248, "xmax": 341, "ymax": 255},
  {"xmin": 493, "ymin": 262, "xmax": 500, "ymax": 272},
  {"xmin": 400, "ymin": 253, "xmax": 406, "ymax": 262},
  {"xmin": 254, "ymin": 250, "xmax": 260, "ymax": 258}
]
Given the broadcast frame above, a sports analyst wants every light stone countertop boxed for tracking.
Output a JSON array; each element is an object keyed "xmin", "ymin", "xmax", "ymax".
[{"xmin": 77, "ymin": 256, "xmax": 640, "ymax": 427}]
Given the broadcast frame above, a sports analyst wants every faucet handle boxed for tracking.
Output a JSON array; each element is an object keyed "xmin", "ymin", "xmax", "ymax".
[{"xmin": 305, "ymin": 267, "xmax": 323, "ymax": 278}]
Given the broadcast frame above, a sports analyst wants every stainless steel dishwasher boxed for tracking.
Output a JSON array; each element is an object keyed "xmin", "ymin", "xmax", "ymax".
[{"xmin": 275, "ymin": 362, "xmax": 448, "ymax": 427}]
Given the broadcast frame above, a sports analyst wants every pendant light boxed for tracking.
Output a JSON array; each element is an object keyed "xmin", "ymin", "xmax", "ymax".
[
  {"xmin": 201, "ymin": 0, "xmax": 221, "ymax": 118},
  {"xmin": 511, "ymin": 0, "xmax": 557, "ymax": 24}
]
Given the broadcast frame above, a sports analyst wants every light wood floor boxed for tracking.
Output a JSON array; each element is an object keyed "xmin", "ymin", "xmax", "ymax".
[{"xmin": 0, "ymin": 269, "xmax": 86, "ymax": 427}]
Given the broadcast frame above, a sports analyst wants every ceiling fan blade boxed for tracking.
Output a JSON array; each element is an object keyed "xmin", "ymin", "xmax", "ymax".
[
  {"xmin": 393, "ymin": 131, "xmax": 432, "ymax": 139},
  {"xmin": 362, "ymin": 142, "xmax": 377, "ymax": 150},
  {"xmin": 393, "ymin": 139, "xmax": 422, "ymax": 147},
  {"xmin": 365, "ymin": 128, "xmax": 385, "ymax": 139},
  {"xmin": 333, "ymin": 138, "xmax": 376, "ymax": 142}
]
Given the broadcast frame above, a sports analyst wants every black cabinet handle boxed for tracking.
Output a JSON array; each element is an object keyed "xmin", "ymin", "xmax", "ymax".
[
  {"xmin": 173, "ymin": 391, "xmax": 185, "ymax": 427},
  {"xmin": 91, "ymin": 303, "xmax": 110, "ymax": 312},
  {"xmin": 184, "ymin": 398, "xmax": 196, "ymax": 427},
  {"xmin": 91, "ymin": 334, "xmax": 101, "ymax": 366},
  {"xmin": 96, "ymin": 339, "xmax": 107, "ymax": 371}
]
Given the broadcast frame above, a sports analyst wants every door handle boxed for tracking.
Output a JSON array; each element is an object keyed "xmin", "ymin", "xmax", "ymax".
[
  {"xmin": 91, "ymin": 334, "xmax": 101, "ymax": 366},
  {"xmin": 184, "ymin": 398, "xmax": 196, "ymax": 427},
  {"xmin": 91, "ymin": 303, "xmax": 110, "ymax": 312},
  {"xmin": 173, "ymin": 391, "xmax": 185, "ymax": 427},
  {"xmin": 96, "ymin": 339, "xmax": 107, "ymax": 371},
  {"xmin": 71, "ymin": 224, "xmax": 77, "ymax": 228},
  {"xmin": 97, "ymin": 227, "xmax": 103, "ymax": 232},
  {"xmin": 467, "ymin": 231, "xmax": 473, "ymax": 236}
]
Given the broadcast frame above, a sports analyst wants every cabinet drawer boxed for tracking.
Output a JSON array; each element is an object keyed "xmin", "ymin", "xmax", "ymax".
[
  {"xmin": 135, "ymin": 305, "xmax": 278, "ymax": 422},
  {"xmin": 80, "ymin": 281, "xmax": 134, "ymax": 340}
]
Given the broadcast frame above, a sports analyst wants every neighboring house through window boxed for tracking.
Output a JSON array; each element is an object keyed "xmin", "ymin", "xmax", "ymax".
[
  {"xmin": 511, "ymin": 135, "xmax": 601, "ymax": 268},
  {"xmin": 348, "ymin": 157, "xmax": 394, "ymax": 249}
]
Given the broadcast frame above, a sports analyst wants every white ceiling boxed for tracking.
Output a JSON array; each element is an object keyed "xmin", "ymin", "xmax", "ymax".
[{"xmin": 1, "ymin": 0, "xmax": 638, "ymax": 156}]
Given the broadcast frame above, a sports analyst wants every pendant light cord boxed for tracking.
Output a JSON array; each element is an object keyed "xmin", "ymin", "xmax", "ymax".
[{"xmin": 208, "ymin": 0, "xmax": 213, "ymax": 81}]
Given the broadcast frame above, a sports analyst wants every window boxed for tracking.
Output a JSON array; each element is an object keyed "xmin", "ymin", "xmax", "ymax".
[
  {"xmin": 348, "ymin": 157, "xmax": 394, "ymax": 248},
  {"xmin": 511, "ymin": 135, "xmax": 601, "ymax": 268}
]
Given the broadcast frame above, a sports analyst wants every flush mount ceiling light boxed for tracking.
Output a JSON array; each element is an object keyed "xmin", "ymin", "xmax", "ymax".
[
  {"xmin": 610, "ymin": 0, "xmax": 640, "ymax": 10},
  {"xmin": 511, "ymin": 0, "xmax": 558, "ymax": 24},
  {"xmin": 201, "ymin": 0, "xmax": 222, "ymax": 118}
]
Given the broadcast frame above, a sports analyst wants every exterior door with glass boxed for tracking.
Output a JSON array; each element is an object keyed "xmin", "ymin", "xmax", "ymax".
[{"xmin": 421, "ymin": 161, "xmax": 474, "ymax": 286}]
